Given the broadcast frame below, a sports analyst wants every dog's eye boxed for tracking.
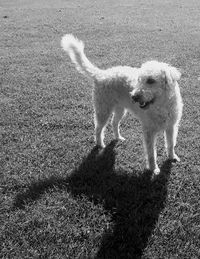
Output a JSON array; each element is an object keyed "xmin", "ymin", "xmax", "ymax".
[{"xmin": 146, "ymin": 78, "xmax": 156, "ymax": 84}]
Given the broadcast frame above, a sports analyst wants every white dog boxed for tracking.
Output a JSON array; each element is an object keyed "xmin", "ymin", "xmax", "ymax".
[{"xmin": 61, "ymin": 34, "xmax": 183, "ymax": 174}]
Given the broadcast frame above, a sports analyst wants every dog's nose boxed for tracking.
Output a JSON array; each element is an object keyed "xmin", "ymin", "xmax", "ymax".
[{"xmin": 132, "ymin": 93, "xmax": 142, "ymax": 102}]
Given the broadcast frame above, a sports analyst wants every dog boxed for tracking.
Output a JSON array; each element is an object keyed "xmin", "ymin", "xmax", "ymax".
[{"xmin": 61, "ymin": 34, "xmax": 183, "ymax": 174}]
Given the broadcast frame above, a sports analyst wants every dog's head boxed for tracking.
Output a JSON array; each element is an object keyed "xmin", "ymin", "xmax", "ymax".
[{"xmin": 131, "ymin": 61, "xmax": 181, "ymax": 109}]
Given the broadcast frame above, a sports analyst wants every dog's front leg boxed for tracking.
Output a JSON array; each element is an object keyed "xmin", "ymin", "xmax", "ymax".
[
  {"xmin": 143, "ymin": 128, "xmax": 160, "ymax": 174},
  {"xmin": 164, "ymin": 124, "xmax": 180, "ymax": 162},
  {"xmin": 112, "ymin": 107, "xmax": 126, "ymax": 141}
]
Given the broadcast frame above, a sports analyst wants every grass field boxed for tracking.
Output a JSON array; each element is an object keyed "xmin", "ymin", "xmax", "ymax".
[{"xmin": 0, "ymin": 0, "xmax": 200, "ymax": 258}]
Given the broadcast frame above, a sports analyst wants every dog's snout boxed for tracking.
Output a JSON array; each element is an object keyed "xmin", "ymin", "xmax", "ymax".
[{"xmin": 132, "ymin": 93, "xmax": 142, "ymax": 102}]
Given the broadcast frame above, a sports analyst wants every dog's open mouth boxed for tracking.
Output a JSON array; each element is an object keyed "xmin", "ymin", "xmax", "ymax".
[{"xmin": 139, "ymin": 98, "xmax": 155, "ymax": 109}]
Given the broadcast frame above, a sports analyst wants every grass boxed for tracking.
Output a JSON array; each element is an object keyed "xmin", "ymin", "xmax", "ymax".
[{"xmin": 0, "ymin": 0, "xmax": 200, "ymax": 258}]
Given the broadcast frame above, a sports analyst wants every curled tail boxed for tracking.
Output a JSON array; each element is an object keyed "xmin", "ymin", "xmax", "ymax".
[{"xmin": 61, "ymin": 34, "xmax": 101, "ymax": 78}]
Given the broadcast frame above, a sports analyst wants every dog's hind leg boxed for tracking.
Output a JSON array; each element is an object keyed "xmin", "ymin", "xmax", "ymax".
[
  {"xmin": 94, "ymin": 107, "xmax": 112, "ymax": 148},
  {"xmin": 164, "ymin": 123, "xmax": 180, "ymax": 162},
  {"xmin": 143, "ymin": 128, "xmax": 160, "ymax": 174},
  {"xmin": 112, "ymin": 106, "xmax": 126, "ymax": 141}
]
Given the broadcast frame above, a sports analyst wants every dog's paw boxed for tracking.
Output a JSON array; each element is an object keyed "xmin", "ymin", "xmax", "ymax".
[
  {"xmin": 95, "ymin": 138, "xmax": 106, "ymax": 149},
  {"xmin": 153, "ymin": 167, "xmax": 160, "ymax": 175},
  {"xmin": 145, "ymin": 166, "xmax": 160, "ymax": 175},
  {"xmin": 117, "ymin": 135, "xmax": 126, "ymax": 142},
  {"xmin": 95, "ymin": 142, "xmax": 105, "ymax": 149},
  {"xmin": 169, "ymin": 154, "xmax": 180, "ymax": 163},
  {"xmin": 98, "ymin": 144, "xmax": 106, "ymax": 149}
]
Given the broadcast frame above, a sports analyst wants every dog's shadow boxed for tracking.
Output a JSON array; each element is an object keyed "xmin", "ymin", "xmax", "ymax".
[{"xmin": 13, "ymin": 141, "xmax": 173, "ymax": 258}]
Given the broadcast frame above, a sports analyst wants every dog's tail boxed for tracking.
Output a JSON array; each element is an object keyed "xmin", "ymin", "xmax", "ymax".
[{"xmin": 61, "ymin": 34, "xmax": 102, "ymax": 79}]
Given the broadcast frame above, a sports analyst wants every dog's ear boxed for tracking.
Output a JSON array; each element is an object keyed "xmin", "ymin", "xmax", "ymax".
[
  {"xmin": 164, "ymin": 66, "xmax": 181, "ymax": 87},
  {"xmin": 169, "ymin": 66, "xmax": 181, "ymax": 81}
]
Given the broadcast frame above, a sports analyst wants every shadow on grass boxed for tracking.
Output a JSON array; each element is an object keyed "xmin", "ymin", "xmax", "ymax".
[{"xmin": 13, "ymin": 140, "xmax": 173, "ymax": 258}]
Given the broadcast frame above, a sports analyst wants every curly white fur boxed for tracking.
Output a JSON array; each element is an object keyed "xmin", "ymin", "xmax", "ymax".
[{"xmin": 61, "ymin": 34, "xmax": 183, "ymax": 174}]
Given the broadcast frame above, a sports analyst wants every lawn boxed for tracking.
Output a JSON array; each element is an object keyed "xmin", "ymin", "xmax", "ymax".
[{"xmin": 0, "ymin": 0, "xmax": 200, "ymax": 258}]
